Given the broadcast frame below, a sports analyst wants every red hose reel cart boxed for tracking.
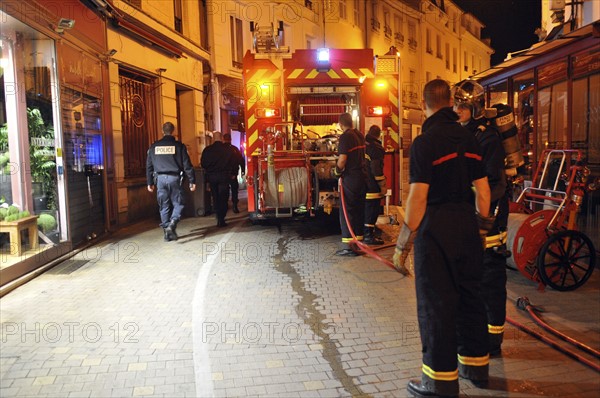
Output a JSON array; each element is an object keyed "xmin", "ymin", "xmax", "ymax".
[{"xmin": 507, "ymin": 149, "xmax": 597, "ymax": 291}]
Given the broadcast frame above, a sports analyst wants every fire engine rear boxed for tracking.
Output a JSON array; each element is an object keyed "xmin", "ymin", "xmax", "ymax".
[{"xmin": 243, "ymin": 43, "xmax": 402, "ymax": 222}]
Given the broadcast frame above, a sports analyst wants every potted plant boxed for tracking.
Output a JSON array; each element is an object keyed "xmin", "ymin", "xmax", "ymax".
[{"xmin": 27, "ymin": 108, "xmax": 57, "ymax": 211}]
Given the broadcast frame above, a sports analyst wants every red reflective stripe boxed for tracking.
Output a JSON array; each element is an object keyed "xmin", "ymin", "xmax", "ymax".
[
  {"xmin": 465, "ymin": 152, "xmax": 482, "ymax": 161},
  {"xmin": 347, "ymin": 145, "xmax": 366, "ymax": 153},
  {"xmin": 432, "ymin": 152, "xmax": 458, "ymax": 165}
]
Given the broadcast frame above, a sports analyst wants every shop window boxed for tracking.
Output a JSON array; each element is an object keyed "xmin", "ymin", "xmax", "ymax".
[
  {"xmin": 572, "ymin": 74, "xmax": 600, "ymax": 166},
  {"xmin": 537, "ymin": 81, "xmax": 568, "ymax": 151},
  {"xmin": 513, "ymin": 72, "xmax": 534, "ymax": 178}
]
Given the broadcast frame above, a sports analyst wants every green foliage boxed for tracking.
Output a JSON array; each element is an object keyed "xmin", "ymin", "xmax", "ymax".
[
  {"xmin": 18, "ymin": 210, "xmax": 30, "ymax": 218},
  {"xmin": 7, "ymin": 205, "xmax": 19, "ymax": 215},
  {"xmin": 0, "ymin": 208, "xmax": 7, "ymax": 218},
  {"xmin": 5, "ymin": 214, "xmax": 18, "ymax": 222},
  {"xmin": 37, "ymin": 213, "xmax": 57, "ymax": 232},
  {"xmin": 27, "ymin": 107, "xmax": 57, "ymax": 210}
]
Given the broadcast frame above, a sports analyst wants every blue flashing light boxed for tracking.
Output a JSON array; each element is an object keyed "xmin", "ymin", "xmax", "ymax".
[{"xmin": 317, "ymin": 48, "xmax": 330, "ymax": 63}]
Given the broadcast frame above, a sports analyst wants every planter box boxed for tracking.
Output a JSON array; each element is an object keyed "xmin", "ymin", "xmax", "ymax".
[{"xmin": 0, "ymin": 215, "xmax": 39, "ymax": 256}]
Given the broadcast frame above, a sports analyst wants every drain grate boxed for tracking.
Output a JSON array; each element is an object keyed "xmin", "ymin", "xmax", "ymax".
[{"xmin": 47, "ymin": 259, "xmax": 90, "ymax": 275}]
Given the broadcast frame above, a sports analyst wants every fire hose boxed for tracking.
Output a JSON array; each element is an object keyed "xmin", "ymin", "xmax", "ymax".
[
  {"xmin": 338, "ymin": 177, "xmax": 408, "ymax": 275},
  {"xmin": 506, "ymin": 297, "xmax": 600, "ymax": 372}
]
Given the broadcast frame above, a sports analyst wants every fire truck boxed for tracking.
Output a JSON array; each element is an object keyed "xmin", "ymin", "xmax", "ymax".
[{"xmin": 242, "ymin": 44, "xmax": 402, "ymax": 222}]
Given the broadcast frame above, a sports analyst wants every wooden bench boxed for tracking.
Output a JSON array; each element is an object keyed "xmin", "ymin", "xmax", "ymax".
[{"xmin": 0, "ymin": 215, "xmax": 39, "ymax": 256}]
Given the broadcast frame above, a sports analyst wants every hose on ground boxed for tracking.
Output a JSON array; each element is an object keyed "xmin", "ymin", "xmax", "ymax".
[{"xmin": 338, "ymin": 177, "xmax": 407, "ymax": 274}]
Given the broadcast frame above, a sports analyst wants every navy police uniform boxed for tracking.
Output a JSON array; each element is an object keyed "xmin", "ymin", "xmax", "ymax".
[
  {"xmin": 364, "ymin": 133, "xmax": 386, "ymax": 244},
  {"xmin": 465, "ymin": 118, "xmax": 509, "ymax": 355},
  {"xmin": 338, "ymin": 128, "xmax": 367, "ymax": 246},
  {"xmin": 146, "ymin": 134, "xmax": 196, "ymax": 235},
  {"xmin": 201, "ymin": 141, "xmax": 237, "ymax": 226},
  {"xmin": 411, "ymin": 107, "xmax": 489, "ymax": 396}
]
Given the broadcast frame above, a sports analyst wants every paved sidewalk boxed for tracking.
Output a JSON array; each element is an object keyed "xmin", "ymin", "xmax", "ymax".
[{"xmin": 1, "ymin": 199, "xmax": 599, "ymax": 397}]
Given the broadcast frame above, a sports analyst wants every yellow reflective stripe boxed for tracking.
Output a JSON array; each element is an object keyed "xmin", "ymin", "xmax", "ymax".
[
  {"xmin": 488, "ymin": 324, "xmax": 504, "ymax": 334},
  {"xmin": 375, "ymin": 175, "xmax": 385, "ymax": 181},
  {"xmin": 306, "ymin": 69, "xmax": 319, "ymax": 79},
  {"xmin": 342, "ymin": 237, "xmax": 353, "ymax": 243},
  {"xmin": 364, "ymin": 223, "xmax": 375, "ymax": 227},
  {"xmin": 356, "ymin": 235, "xmax": 363, "ymax": 241},
  {"xmin": 366, "ymin": 193, "xmax": 383, "ymax": 199},
  {"xmin": 422, "ymin": 364, "xmax": 458, "ymax": 381},
  {"xmin": 359, "ymin": 68, "xmax": 374, "ymax": 78},
  {"xmin": 288, "ymin": 69, "xmax": 303, "ymax": 79},
  {"xmin": 327, "ymin": 69, "xmax": 341, "ymax": 79},
  {"xmin": 485, "ymin": 231, "xmax": 508, "ymax": 248},
  {"xmin": 365, "ymin": 154, "xmax": 371, "ymax": 161},
  {"xmin": 341, "ymin": 68, "xmax": 357, "ymax": 78},
  {"xmin": 457, "ymin": 354, "xmax": 489, "ymax": 366}
]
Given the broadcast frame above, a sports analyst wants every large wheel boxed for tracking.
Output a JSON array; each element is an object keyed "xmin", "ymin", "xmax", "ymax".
[{"xmin": 536, "ymin": 230, "xmax": 596, "ymax": 291}]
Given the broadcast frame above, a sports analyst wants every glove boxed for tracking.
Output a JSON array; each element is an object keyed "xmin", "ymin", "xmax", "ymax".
[
  {"xmin": 332, "ymin": 166, "xmax": 343, "ymax": 178},
  {"xmin": 477, "ymin": 212, "xmax": 496, "ymax": 249},
  {"xmin": 392, "ymin": 222, "xmax": 416, "ymax": 276}
]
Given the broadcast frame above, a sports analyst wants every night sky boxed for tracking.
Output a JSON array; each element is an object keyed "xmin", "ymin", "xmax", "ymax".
[{"xmin": 452, "ymin": 0, "xmax": 542, "ymax": 66}]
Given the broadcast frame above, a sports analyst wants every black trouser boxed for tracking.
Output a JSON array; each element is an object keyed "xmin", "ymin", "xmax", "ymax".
[
  {"xmin": 207, "ymin": 172, "xmax": 230, "ymax": 224},
  {"xmin": 230, "ymin": 175, "xmax": 239, "ymax": 205},
  {"xmin": 413, "ymin": 202, "xmax": 488, "ymax": 395},
  {"xmin": 482, "ymin": 235, "xmax": 508, "ymax": 351},
  {"xmin": 156, "ymin": 174, "xmax": 184, "ymax": 228},
  {"xmin": 339, "ymin": 174, "xmax": 366, "ymax": 244},
  {"xmin": 364, "ymin": 197, "xmax": 381, "ymax": 227}
]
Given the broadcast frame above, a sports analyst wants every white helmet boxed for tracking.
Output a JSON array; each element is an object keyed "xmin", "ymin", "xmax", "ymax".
[{"xmin": 452, "ymin": 79, "xmax": 485, "ymax": 119}]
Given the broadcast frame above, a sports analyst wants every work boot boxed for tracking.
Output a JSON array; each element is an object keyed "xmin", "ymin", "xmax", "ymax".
[
  {"xmin": 364, "ymin": 227, "xmax": 384, "ymax": 245},
  {"xmin": 165, "ymin": 221, "xmax": 178, "ymax": 241},
  {"xmin": 163, "ymin": 228, "xmax": 171, "ymax": 242},
  {"xmin": 232, "ymin": 202, "xmax": 240, "ymax": 213},
  {"xmin": 407, "ymin": 379, "xmax": 458, "ymax": 398}
]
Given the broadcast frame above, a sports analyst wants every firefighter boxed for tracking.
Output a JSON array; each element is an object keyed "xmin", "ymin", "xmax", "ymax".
[
  {"xmin": 223, "ymin": 132, "xmax": 245, "ymax": 213},
  {"xmin": 146, "ymin": 121, "xmax": 196, "ymax": 241},
  {"xmin": 333, "ymin": 112, "xmax": 367, "ymax": 256},
  {"xmin": 394, "ymin": 79, "xmax": 492, "ymax": 397},
  {"xmin": 364, "ymin": 125, "xmax": 385, "ymax": 245},
  {"xmin": 201, "ymin": 132, "xmax": 236, "ymax": 227},
  {"xmin": 453, "ymin": 79, "xmax": 509, "ymax": 356}
]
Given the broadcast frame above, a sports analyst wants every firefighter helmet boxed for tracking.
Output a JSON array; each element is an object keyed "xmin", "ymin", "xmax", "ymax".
[{"xmin": 452, "ymin": 79, "xmax": 486, "ymax": 120}]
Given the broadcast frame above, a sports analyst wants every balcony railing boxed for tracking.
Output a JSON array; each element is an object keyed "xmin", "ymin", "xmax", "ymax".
[
  {"xmin": 371, "ymin": 18, "xmax": 381, "ymax": 31},
  {"xmin": 395, "ymin": 32, "xmax": 404, "ymax": 43},
  {"xmin": 408, "ymin": 38, "xmax": 417, "ymax": 50},
  {"xmin": 384, "ymin": 25, "xmax": 392, "ymax": 38}
]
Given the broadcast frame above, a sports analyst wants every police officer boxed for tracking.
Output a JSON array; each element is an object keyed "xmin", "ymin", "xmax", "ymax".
[
  {"xmin": 394, "ymin": 79, "xmax": 492, "ymax": 397},
  {"xmin": 333, "ymin": 112, "xmax": 367, "ymax": 256},
  {"xmin": 364, "ymin": 125, "xmax": 385, "ymax": 245},
  {"xmin": 201, "ymin": 132, "xmax": 236, "ymax": 227},
  {"xmin": 223, "ymin": 132, "xmax": 245, "ymax": 213},
  {"xmin": 146, "ymin": 121, "xmax": 196, "ymax": 241},
  {"xmin": 453, "ymin": 79, "xmax": 509, "ymax": 356}
]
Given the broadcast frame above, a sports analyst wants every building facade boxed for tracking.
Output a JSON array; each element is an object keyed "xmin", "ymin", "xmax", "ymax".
[{"xmin": 0, "ymin": 0, "xmax": 492, "ymax": 286}]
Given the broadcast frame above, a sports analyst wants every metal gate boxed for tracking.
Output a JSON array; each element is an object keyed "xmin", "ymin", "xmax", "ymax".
[{"xmin": 119, "ymin": 74, "xmax": 159, "ymax": 178}]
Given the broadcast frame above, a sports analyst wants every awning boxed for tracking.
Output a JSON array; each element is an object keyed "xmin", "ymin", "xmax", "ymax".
[{"xmin": 471, "ymin": 22, "xmax": 598, "ymax": 82}]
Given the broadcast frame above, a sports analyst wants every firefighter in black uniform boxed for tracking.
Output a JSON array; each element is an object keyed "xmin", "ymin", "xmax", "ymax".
[
  {"xmin": 453, "ymin": 79, "xmax": 509, "ymax": 356},
  {"xmin": 333, "ymin": 112, "xmax": 367, "ymax": 256},
  {"xmin": 364, "ymin": 125, "xmax": 386, "ymax": 245},
  {"xmin": 223, "ymin": 132, "xmax": 245, "ymax": 213},
  {"xmin": 146, "ymin": 121, "xmax": 196, "ymax": 241},
  {"xmin": 201, "ymin": 132, "xmax": 237, "ymax": 227},
  {"xmin": 394, "ymin": 79, "xmax": 493, "ymax": 397}
]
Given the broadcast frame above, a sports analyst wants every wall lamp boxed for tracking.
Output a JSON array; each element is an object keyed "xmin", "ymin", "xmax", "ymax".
[
  {"xmin": 55, "ymin": 18, "xmax": 75, "ymax": 34},
  {"xmin": 107, "ymin": 49, "xmax": 117, "ymax": 57},
  {"xmin": 156, "ymin": 68, "xmax": 167, "ymax": 74}
]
